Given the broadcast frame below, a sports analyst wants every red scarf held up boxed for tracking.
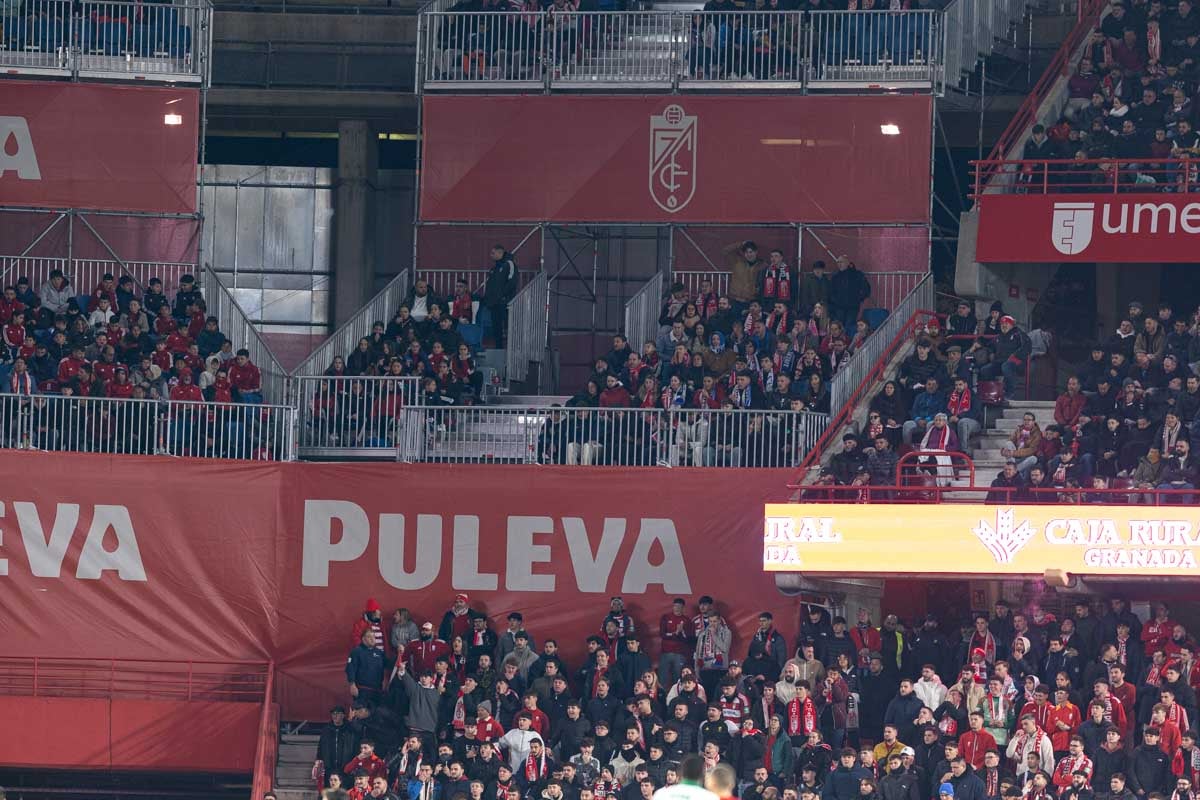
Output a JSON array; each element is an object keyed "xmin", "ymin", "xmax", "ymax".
[{"xmin": 787, "ymin": 696, "xmax": 817, "ymax": 737}]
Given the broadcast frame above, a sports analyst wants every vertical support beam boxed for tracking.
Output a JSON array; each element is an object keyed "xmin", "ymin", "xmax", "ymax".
[{"xmin": 333, "ymin": 120, "xmax": 377, "ymax": 326}]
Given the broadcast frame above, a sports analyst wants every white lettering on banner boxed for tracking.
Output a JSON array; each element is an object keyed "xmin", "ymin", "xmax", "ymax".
[
  {"xmin": 378, "ymin": 513, "xmax": 440, "ymax": 590},
  {"xmin": 763, "ymin": 516, "xmax": 841, "ymax": 543},
  {"xmin": 0, "ymin": 501, "xmax": 146, "ymax": 581},
  {"xmin": 301, "ymin": 501, "xmax": 692, "ymax": 592},
  {"xmin": 0, "ymin": 117, "xmax": 42, "ymax": 180}
]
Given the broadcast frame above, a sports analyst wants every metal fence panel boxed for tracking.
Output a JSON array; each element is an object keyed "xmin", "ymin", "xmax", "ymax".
[
  {"xmin": 202, "ymin": 266, "xmax": 289, "ymax": 404},
  {"xmin": 294, "ymin": 375, "xmax": 421, "ymax": 457},
  {"xmin": 0, "ymin": 0, "xmax": 212, "ymax": 83},
  {"xmin": 292, "ymin": 272, "xmax": 410, "ymax": 377},
  {"xmin": 805, "ymin": 10, "xmax": 940, "ymax": 91},
  {"xmin": 671, "ymin": 270, "xmax": 923, "ymax": 313},
  {"xmin": 0, "ymin": 0, "xmax": 72, "ymax": 75},
  {"xmin": 680, "ymin": 10, "xmax": 803, "ymax": 86},
  {"xmin": 0, "ymin": 394, "xmax": 294, "ymax": 460},
  {"xmin": 0, "ymin": 256, "xmax": 195, "ymax": 298},
  {"xmin": 829, "ymin": 272, "xmax": 933, "ymax": 413},
  {"xmin": 420, "ymin": 11, "xmax": 544, "ymax": 88},
  {"xmin": 415, "ymin": 268, "xmax": 536, "ymax": 301},
  {"xmin": 552, "ymin": 11, "xmax": 679, "ymax": 88},
  {"xmin": 505, "ymin": 271, "xmax": 548, "ymax": 386},
  {"xmin": 623, "ymin": 272, "xmax": 663, "ymax": 355},
  {"xmin": 406, "ymin": 406, "xmax": 829, "ymax": 467}
]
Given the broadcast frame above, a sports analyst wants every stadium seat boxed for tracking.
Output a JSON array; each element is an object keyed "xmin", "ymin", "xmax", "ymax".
[{"xmin": 862, "ymin": 307, "xmax": 889, "ymax": 331}]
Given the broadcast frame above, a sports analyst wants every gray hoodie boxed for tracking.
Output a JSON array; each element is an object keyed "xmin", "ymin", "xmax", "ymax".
[{"xmin": 400, "ymin": 668, "xmax": 441, "ymax": 734}]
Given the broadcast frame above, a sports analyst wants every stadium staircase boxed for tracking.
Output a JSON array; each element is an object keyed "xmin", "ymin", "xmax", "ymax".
[
  {"xmin": 272, "ymin": 730, "xmax": 320, "ymax": 800},
  {"xmin": 954, "ymin": 399, "xmax": 1056, "ymax": 487}
]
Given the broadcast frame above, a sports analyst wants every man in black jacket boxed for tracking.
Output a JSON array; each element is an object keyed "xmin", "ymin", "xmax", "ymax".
[
  {"xmin": 980, "ymin": 316, "xmax": 1031, "ymax": 396},
  {"xmin": 1127, "ymin": 728, "xmax": 1171, "ymax": 799},
  {"xmin": 316, "ymin": 705, "xmax": 360, "ymax": 788},
  {"xmin": 481, "ymin": 245, "xmax": 519, "ymax": 347},
  {"xmin": 879, "ymin": 754, "xmax": 922, "ymax": 800},
  {"xmin": 828, "ymin": 257, "xmax": 871, "ymax": 333}
]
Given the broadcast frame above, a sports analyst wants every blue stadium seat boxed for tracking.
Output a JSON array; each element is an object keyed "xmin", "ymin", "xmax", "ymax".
[{"xmin": 863, "ymin": 307, "xmax": 889, "ymax": 331}]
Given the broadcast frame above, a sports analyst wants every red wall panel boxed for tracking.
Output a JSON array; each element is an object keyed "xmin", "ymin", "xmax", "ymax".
[
  {"xmin": 0, "ymin": 81, "xmax": 198, "ymax": 214},
  {"xmin": 0, "ymin": 697, "xmax": 111, "ymax": 768},
  {"xmin": 109, "ymin": 701, "xmax": 259, "ymax": 772},
  {"xmin": 0, "ymin": 698, "xmax": 258, "ymax": 772},
  {"xmin": 420, "ymin": 94, "xmax": 932, "ymax": 224}
]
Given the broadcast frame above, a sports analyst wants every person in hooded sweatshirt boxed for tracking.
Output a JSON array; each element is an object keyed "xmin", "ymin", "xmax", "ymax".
[
  {"xmin": 352, "ymin": 599, "xmax": 390, "ymax": 661},
  {"xmin": 500, "ymin": 713, "xmax": 543, "ymax": 772}
]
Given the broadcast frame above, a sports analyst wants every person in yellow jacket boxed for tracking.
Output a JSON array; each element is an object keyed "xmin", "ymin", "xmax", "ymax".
[{"xmin": 724, "ymin": 241, "xmax": 766, "ymax": 314}]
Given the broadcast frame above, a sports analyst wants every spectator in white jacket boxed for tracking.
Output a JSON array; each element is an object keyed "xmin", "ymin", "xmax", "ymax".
[
  {"xmin": 695, "ymin": 610, "xmax": 732, "ymax": 698},
  {"xmin": 913, "ymin": 664, "xmax": 947, "ymax": 711},
  {"xmin": 498, "ymin": 714, "xmax": 542, "ymax": 771},
  {"xmin": 40, "ymin": 270, "xmax": 73, "ymax": 317}
]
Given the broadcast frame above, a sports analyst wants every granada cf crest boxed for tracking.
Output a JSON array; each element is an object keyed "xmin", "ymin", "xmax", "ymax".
[{"xmin": 649, "ymin": 104, "xmax": 697, "ymax": 214}]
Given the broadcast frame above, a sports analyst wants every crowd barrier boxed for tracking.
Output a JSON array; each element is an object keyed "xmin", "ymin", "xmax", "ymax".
[{"xmin": 419, "ymin": 8, "xmax": 943, "ymax": 92}]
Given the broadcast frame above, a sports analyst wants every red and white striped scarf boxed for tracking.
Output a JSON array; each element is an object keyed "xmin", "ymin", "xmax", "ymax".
[{"xmin": 787, "ymin": 695, "xmax": 816, "ymax": 737}]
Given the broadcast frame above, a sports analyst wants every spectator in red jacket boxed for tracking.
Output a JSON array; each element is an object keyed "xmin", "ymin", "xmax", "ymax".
[
  {"xmin": 849, "ymin": 609, "xmax": 883, "ymax": 670},
  {"xmin": 351, "ymin": 598, "xmax": 390, "ymax": 660},
  {"xmin": 228, "ymin": 349, "xmax": 264, "ymax": 403},
  {"xmin": 406, "ymin": 622, "xmax": 451, "ymax": 674},
  {"xmin": 660, "ymin": 598, "xmax": 694, "ymax": 689},
  {"xmin": 168, "ymin": 371, "xmax": 203, "ymax": 403},
  {"xmin": 344, "ymin": 740, "xmax": 389, "ymax": 784},
  {"xmin": 600, "ymin": 375, "xmax": 632, "ymax": 408}
]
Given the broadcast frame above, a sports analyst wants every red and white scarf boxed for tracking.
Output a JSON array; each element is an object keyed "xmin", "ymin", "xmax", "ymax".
[
  {"xmin": 453, "ymin": 689, "xmax": 469, "ymax": 730},
  {"xmin": 525, "ymin": 749, "xmax": 547, "ymax": 783},
  {"xmin": 787, "ymin": 695, "xmax": 817, "ymax": 737},
  {"xmin": 1012, "ymin": 728, "xmax": 1047, "ymax": 767},
  {"xmin": 1148, "ymin": 25, "xmax": 1162, "ymax": 62},
  {"xmin": 1055, "ymin": 755, "xmax": 1092, "ymax": 786},
  {"xmin": 1117, "ymin": 634, "xmax": 1129, "ymax": 666},
  {"xmin": 948, "ymin": 387, "xmax": 972, "ymax": 416},
  {"xmin": 984, "ymin": 693, "xmax": 1010, "ymax": 728}
]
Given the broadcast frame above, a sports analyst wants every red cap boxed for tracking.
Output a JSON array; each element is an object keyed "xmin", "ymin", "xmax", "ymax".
[
  {"xmin": 365, "ymin": 597, "xmax": 381, "ymax": 612},
  {"xmin": 1000, "ymin": 315, "xmax": 1016, "ymax": 326},
  {"xmin": 455, "ymin": 593, "xmax": 469, "ymax": 603}
]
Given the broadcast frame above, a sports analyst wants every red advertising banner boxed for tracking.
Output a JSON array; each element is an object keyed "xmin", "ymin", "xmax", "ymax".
[
  {"xmin": 976, "ymin": 194, "xmax": 1200, "ymax": 263},
  {"xmin": 420, "ymin": 95, "xmax": 932, "ymax": 224},
  {"xmin": 0, "ymin": 453, "xmax": 798, "ymax": 719},
  {"xmin": 0, "ymin": 81, "xmax": 198, "ymax": 214}
]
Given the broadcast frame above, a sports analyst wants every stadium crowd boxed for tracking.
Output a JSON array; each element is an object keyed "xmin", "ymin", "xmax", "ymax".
[
  {"xmin": 320, "ymin": 594, "xmax": 1200, "ymax": 800},
  {"xmin": 803, "ymin": 294, "xmax": 1200, "ymax": 498},
  {"xmin": 1031, "ymin": 0, "xmax": 1200, "ymax": 190},
  {"xmin": 0, "ymin": 269, "xmax": 278, "ymax": 457}
]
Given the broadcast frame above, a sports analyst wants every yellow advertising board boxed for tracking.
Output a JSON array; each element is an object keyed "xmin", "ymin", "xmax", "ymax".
[{"xmin": 763, "ymin": 503, "xmax": 1200, "ymax": 577}]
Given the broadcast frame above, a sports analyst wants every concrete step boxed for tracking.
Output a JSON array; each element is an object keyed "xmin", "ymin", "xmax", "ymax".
[
  {"xmin": 276, "ymin": 764, "xmax": 315, "ymax": 785},
  {"xmin": 993, "ymin": 417, "xmax": 1054, "ymax": 431},
  {"xmin": 276, "ymin": 790, "xmax": 315, "ymax": 800},
  {"xmin": 279, "ymin": 742, "xmax": 317, "ymax": 763},
  {"xmin": 282, "ymin": 734, "xmax": 320, "ymax": 744}
]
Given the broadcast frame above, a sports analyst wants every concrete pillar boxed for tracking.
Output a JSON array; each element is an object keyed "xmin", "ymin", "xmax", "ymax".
[
  {"xmin": 1095, "ymin": 263, "xmax": 1119, "ymax": 335},
  {"xmin": 333, "ymin": 120, "xmax": 377, "ymax": 326}
]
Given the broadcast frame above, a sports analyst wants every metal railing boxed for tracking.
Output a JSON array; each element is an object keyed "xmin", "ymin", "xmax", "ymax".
[
  {"xmin": 202, "ymin": 266, "xmax": 288, "ymax": 403},
  {"xmin": 684, "ymin": 10, "xmax": 803, "ymax": 85},
  {"xmin": 792, "ymin": 483, "xmax": 1200, "ymax": 506},
  {"xmin": 0, "ymin": 0, "xmax": 211, "ymax": 84},
  {"xmin": 0, "ymin": 256, "xmax": 196, "ymax": 298},
  {"xmin": 294, "ymin": 374, "xmax": 422, "ymax": 457},
  {"xmin": 214, "ymin": 39, "xmax": 414, "ymax": 91},
  {"xmin": 0, "ymin": 657, "xmax": 269, "ymax": 702},
  {"xmin": 671, "ymin": 270, "xmax": 925, "ymax": 312},
  {"xmin": 0, "ymin": 393, "xmax": 296, "ymax": 460},
  {"xmin": 415, "ymin": 268, "xmax": 536, "ymax": 301},
  {"xmin": 505, "ymin": 271, "xmax": 548, "ymax": 387},
  {"xmin": 292, "ymin": 272, "xmax": 410, "ymax": 377},
  {"xmin": 805, "ymin": 10, "xmax": 941, "ymax": 92},
  {"xmin": 623, "ymin": 272, "xmax": 663, "ymax": 352},
  {"xmin": 408, "ymin": 405, "xmax": 830, "ymax": 466},
  {"xmin": 829, "ymin": 272, "xmax": 933, "ymax": 413},
  {"xmin": 419, "ymin": 9, "xmax": 942, "ymax": 92},
  {"xmin": 971, "ymin": 158, "xmax": 1198, "ymax": 198},
  {"xmin": 941, "ymin": 0, "xmax": 1025, "ymax": 93}
]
